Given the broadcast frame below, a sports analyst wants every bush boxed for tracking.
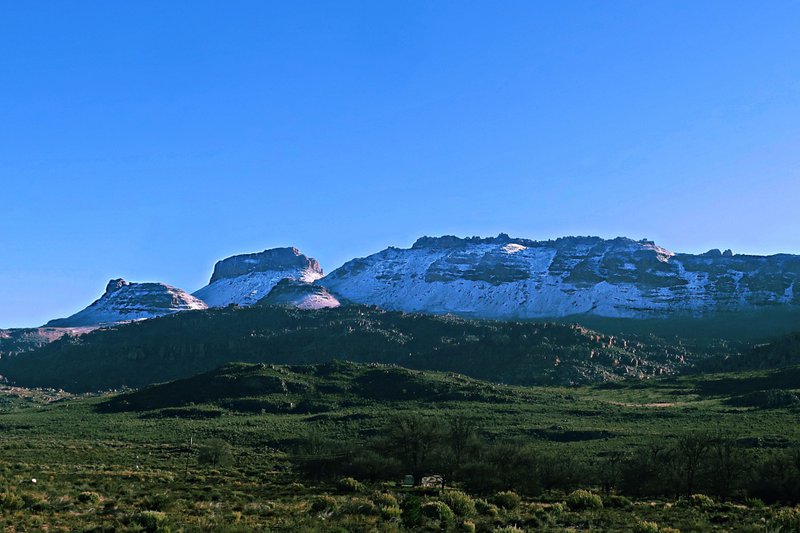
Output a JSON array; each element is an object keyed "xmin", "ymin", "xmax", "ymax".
[
  {"xmin": 632, "ymin": 522, "xmax": 661, "ymax": 533},
  {"xmin": 337, "ymin": 477, "xmax": 364, "ymax": 493},
  {"xmin": 492, "ymin": 490, "xmax": 521, "ymax": 510},
  {"xmin": 768, "ymin": 507, "xmax": 800, "ymax": 532},
  {"xmin": 381, "ymin": 505, "xmax": 402, "ymax": 520},
  {"xmin": 78, "ymin": 491, "xmax": 101, "ymax": 504},
  {"xmin": 688, "ymin": 493, "xmax": 714, "ymax": 508},
  {"xmin": 133, "ymin": 510, "xmax": 169, "ymax": 532},
  {"xmin": 566, "ymin": 489, "xmax": 603, "ymax": 511},
  {"xmin": 440, "ymin": 490, "xmax": 476, "ymax": 517},
  {"xmin": 309, "ymin": 495, "xmax": 337, "ymax": 513},
  {"xmin": 604, "ymin": 495, "xmax": 632, "ymax": 509},
  {"xmin": 0, "ymin": 492, "xmax": 23, "ymax": 510},
  {"xmin": 493, "ymin": 526, "xmax": 524, "ymax": 533},
  {"xmin": 461, "ymin": 520, "xmax": 476, "ymax": 533},
  {"xmin": 421, "ymin": 501, "xmax": 455, "ymax": 527},
  {"xmin": 745, "ymin": 497, "xmax": 765, "ymax": 509},
  {"xmin": 371, "ymin": 491, "xmax": 398, "ymax": 509},
  {"xmin": 341, "ymin": 497, "xmax": 379, "ymax": 516},
  {"xmin": 475, "ymin": 498, "xmax": 499, "ymax": 517},
  {"xmin": 22, "ymin": 493, "xmax": 48, "ymax": 512}
]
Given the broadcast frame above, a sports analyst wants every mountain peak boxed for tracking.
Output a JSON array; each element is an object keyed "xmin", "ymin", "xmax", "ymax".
[
  {"xmin": 46, "ymin": 280, "xmax": 207, "ymax": 327},
  {"xmin": 208, "ymin": 247, "xmax": 322, "ymax": 283},
  {"xmin": 195, "ymin": 246, "xmax": 324, "ymax": 308},
  {"xmin": 105, "ymin": 278, "xmax": 130, "ymax": 294}
]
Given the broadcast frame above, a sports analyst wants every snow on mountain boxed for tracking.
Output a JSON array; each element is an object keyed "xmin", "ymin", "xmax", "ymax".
[
  {"xmin": 258, "ymin": 279, "xmax": 341, "ymax": 310},
  {"xmin": 194, "ymin": 247, "xmax": 323, "ymax": 307},
  {"xmin": 45, "ymin": 279, "xmax": 207, "ymax": 327},
  {"xmin": 320, "ymin": 234, "xmax": 800, "ymax": 320}
]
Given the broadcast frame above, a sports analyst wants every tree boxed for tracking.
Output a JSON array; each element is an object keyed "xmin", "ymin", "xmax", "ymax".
[
  {"xmin": 378, "ymin": 414, "xmax": 442, "ymax": 485},
  {"xmin": 674, "ymin": 432, "xmax": 712, "ymax": 498},
  {"xmin": 197, "ymin": 438, "xmax": 234, "ymax": 468},
  {"xmin": 708, "ymin": 431, "xmax": 748, "ymax": 500}
]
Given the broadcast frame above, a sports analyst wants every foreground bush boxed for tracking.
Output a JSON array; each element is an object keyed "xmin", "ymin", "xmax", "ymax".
[
  {"xmin": 440, "ymin": 490, "xmax": 476, "ymax": 517},
  {"xmin": 420, "ymin": 500, "xmax": 455, "ymax": 527},
  {"xmin": 336, "ymin": 477, "xmax": 364, "ymax": 493},
  {"xmin": 767, "ymin": 507, "xmax": 800, "ymax": 532},
  {"xmin": 688, "ymin": 493, "xmax": 714, "ymax": 508},
  {"xmin": 567, "ymin": 489, "xmax": 603, "ymax": 510},
  {"xmin": 133, "ymin": 510, "xmax": 169, "ymax": 532},
  {"xmin": 309, "ymin": 495, "xmax": 337, "ymax": 513},
  {"xmin": 0, "ymin": 492, "xmax": 24, "ymax": 510},
  {"xmin": 77, "ymin": 491, "xmax": 101, "ymax": 504},
  {"xmin": 492, "ymin": 490, "xmax": 521, "ymax": 510}
]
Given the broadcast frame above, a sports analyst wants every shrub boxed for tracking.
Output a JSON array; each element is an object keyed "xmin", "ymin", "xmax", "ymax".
[
  {"xmin": 22, "ymin": 493, "xmax": 48, "ymax": 512},
  {"xmin": 133, "ymin": 510, "xmax": 169, "ymax": 532},
  {"xmin": 492, "ymin": 490, "xmax": 521, "ymax": 510},
  {"xmin": 461, "ymin": 520, "xmax": 476, "ymax": 533},
  {"xmin": 566, "ymin": 489, "xmax": 603, "ymax": 511},
  {"xmin": 550, "ymin": 502, "xmax": 566, "ymax": 515},
  {"xmin": 688, "ymin": 493, "xmax": 714, "ymax": 508},
  {"xmin": 632, "ymin": 522, "xmax": 661, "ymax": 533},
  {"xmin": 381, "ymin": 505, "xmax": 402, "ymax": 520},
  {"xmin": 401, "ymin": 496, "xmax": 424, "ymax": 528},
  {"xmin": 745, "ymin": 497, "xmax": 765, "ymax": 509},
  {"xmin": 440, "ymin": 490, "xmax": 476, "ymax": 517},
  {"xmin": 604, "ymin": 494, "xmax": 632, "ymax": 509},
  {"xmin": 143, "ymin": 493, "xmax": 171, "ymax": 511},
  {"xmin": 371, "ymin": 491, "xmax": 398, "ymax": 509},
  {"xmin": 309, "ymin": 495, "xmax": 337, "ymax": 513},
  {"xmin": 421, "ymin": 501, "xmax": 455, "ymax": 527},
  {"xmin": 340, "ymin": 497, "xmax": 379, "ymax": 516},
  {"xmin": 337, "ymin": 477, "xmax": 364, "ymax": 493},
  {"xmin": 475, "ymin": 498, "xmax": 499, "ymax": 517},
  {"xmin": 493, "ymin": 526, "xmax": 524, "ymax": 533},
  {"xmin": 0, "ymin": 492, "xmax": 23, "ymax": 510},
  {"xmin": 767, "ymin": 507, "xmax": 800, "ymax": 532}
]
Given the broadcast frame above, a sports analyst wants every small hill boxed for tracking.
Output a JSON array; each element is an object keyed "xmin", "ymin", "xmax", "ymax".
[{"xmin": 98, "ymin": 361, "xmax": 518, "ymax": 414}]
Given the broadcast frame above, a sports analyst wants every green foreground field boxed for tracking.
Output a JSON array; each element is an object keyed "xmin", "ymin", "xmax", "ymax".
[{"xmin": 0, "ymin": 362, "xmax": 799, "ymax": 532}]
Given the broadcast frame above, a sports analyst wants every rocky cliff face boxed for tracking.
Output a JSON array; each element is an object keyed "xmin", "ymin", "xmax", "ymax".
[
  {"xmin": 45, "ymin": 279, "xmax": 207, "ymax": 327},
  {"xmin": 258, "ymin": 279, "xmax": 340, "ymax": 310},
  {"xmin": 194, "ymin": 247, "xmax": 324, "ymax": 307},
  {"xmin": 320, "ymin": 234, "xmax": 800, "ymax": 320}
]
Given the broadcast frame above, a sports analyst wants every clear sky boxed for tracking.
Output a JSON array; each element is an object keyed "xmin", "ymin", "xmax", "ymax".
[{"xmin": 2, "ymin": 1, "xmax": 800, "ymax": 328}]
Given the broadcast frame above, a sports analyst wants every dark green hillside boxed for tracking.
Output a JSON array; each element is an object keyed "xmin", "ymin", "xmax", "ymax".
[
  {"xmin": 0, "ymin": 305, "xmax": 698, "ymax": 392},
  {"xmin": 99, "ymin": 361, "xmax": 518, "ymax": 414}
]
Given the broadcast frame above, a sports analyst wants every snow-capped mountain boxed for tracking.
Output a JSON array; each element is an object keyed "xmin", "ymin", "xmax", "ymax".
[
  {"xmin": 194, "ymin": 247, "xmax": 323, "ymax": 307},
  {"xmin": 320, "ymin": 234, "xmax": 800, "ymax": 320},
  {"xmin": 258, "ymin": 279, "xmax": 340, "ymax": 310},
  {"xmin": 46, "ymin": 279, "xmax": 207, "ymax": 327}
]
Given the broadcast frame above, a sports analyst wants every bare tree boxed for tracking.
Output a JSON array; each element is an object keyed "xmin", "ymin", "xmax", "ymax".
[{"xmin": 674, "ymin": 432, "xmax": 712, "ymax": 498}]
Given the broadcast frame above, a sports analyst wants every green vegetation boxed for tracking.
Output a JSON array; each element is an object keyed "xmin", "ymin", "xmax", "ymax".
[
  {"xmin": 0, "ymin": 305, "xmax": 723, "ymax": 392},
  {"xmin": 0, "ymin": 359, "xmax": 798, "ymax": 530}
]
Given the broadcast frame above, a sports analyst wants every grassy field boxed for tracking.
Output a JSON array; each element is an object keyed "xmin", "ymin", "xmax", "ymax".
[{"xmin": 0, "ymin": 363, "xmax": 799, "ymax": 531}]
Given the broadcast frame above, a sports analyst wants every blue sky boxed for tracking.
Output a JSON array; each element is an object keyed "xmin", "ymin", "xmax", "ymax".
[{"xmin": 2, "ymin": 1, "xmax": 800, "ymax": 327}]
